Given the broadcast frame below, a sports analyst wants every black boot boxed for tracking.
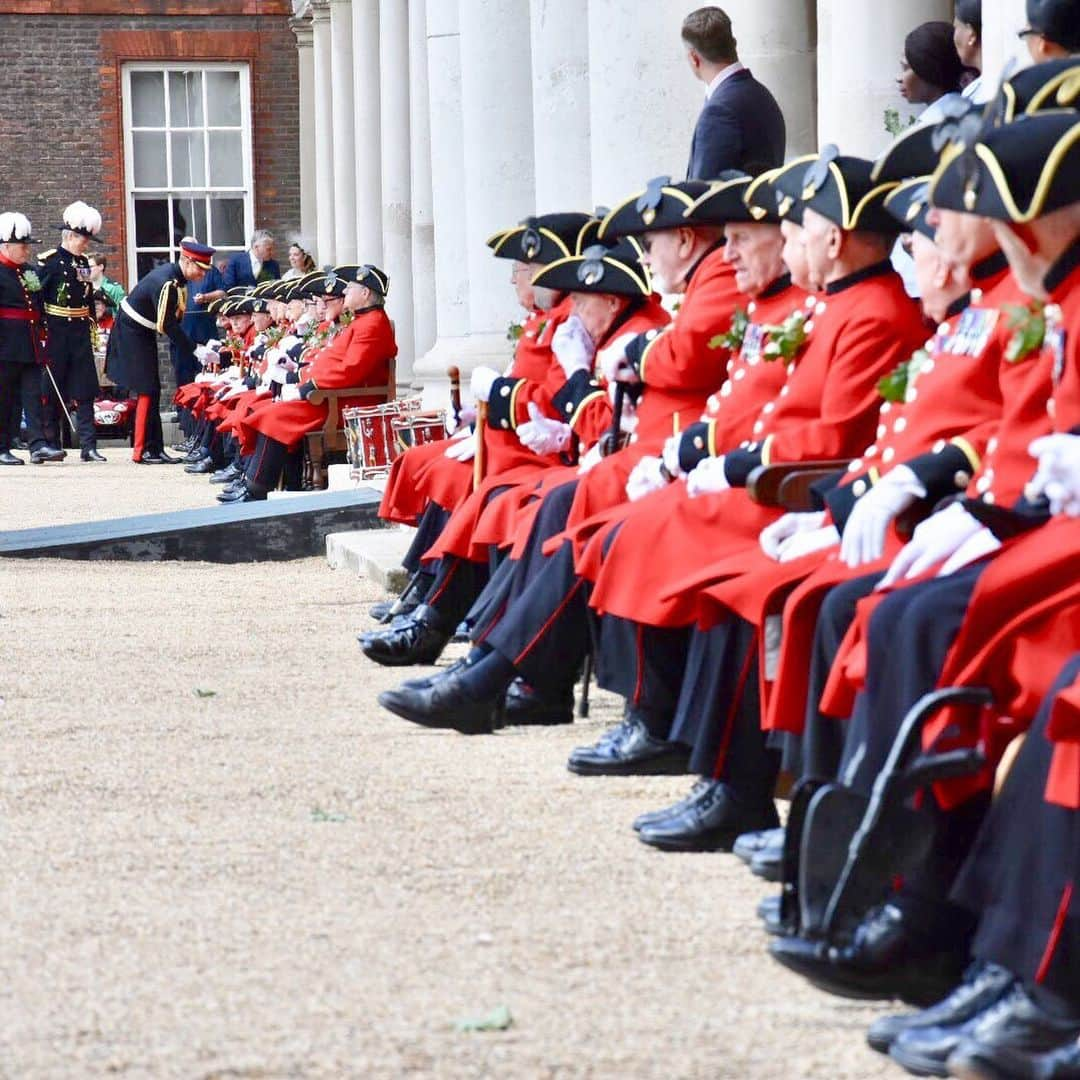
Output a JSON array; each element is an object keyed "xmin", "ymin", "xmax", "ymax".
[
  {"xmin": 80, "ymin": 448, "xmax": 107, "ymax": 462},
  {"xmin": 636, "ymin": 779, "xmax": 779, "ymax": 852},
  {"xmin": 566, "ymin": 707, "xmax": 690, "ymax": 777},
  {"xmin": 360, "ymin": 604, "xmax": 452, "ymax": 667},
  {"xmin": 377, "ymin": 667, "xmax": 499, "ymax": 735}
]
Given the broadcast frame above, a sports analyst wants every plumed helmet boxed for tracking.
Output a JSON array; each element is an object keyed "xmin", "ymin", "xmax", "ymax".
[
  {"xmin": 0, "ymin": 212, "xmax": 37, "ymax": 244},
  {"xmin": 62, "ymin": 201, "xmax": 103, "ymax": 238}
]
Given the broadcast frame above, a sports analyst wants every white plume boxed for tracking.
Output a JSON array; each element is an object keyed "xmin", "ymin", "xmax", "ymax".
[
  {"xmin": 0, "ymin": 212, "xmax": 33, "ymax": 242},
  {"xmin": 63, "ymin": 201, "xmax": 102, "ymax": 236}
]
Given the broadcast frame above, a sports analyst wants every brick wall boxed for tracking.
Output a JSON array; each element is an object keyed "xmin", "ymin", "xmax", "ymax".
[{"xmin": 0, "ymin": 3, "xmax": 299, "ymax": 397}]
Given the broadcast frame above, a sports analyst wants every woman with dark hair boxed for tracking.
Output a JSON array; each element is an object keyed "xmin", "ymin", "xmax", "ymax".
[
  {"xmin": 953, "ymin": 0, "xmax": 987, "ymax": 101},
  {"xmin": 897, "ymin": 20, "xmax": 967, "ymax": 119},
  {"xmin": 282, "ymin": 241, "xmax": 316, "ymax": 280}
]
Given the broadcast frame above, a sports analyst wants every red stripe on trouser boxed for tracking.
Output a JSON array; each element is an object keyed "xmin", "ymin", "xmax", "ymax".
[
  {"xmin": 426, "ymin": 560, "xmax": 460, "ymax": 606},
  {"xmin": 514, "ymin": 579, "xmax": 583, "ymax": 666},
  {"xmin": 251, "ymin": 436, "xmax": 269, "ymax": 485},
  {"xmin": 632, "ymin": 624, "xmax": 646, "ymax": 706},
  {"xmin": 1035, "ymin": 881, "xmax": 1074, "ymax": 984},
  {"xmin": 133, "ymin": 394, "xmax": 152, "ymax": 459},
  {"xmin": 711, "ymin": 629, "xmax": 759, "ymax": 780},
  {"xmin": 475, "ymin": 598, "xmax": 509, "ymax": 645}
]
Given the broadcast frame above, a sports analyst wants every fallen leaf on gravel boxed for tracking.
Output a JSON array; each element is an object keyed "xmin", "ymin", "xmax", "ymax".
[
  {"xmin": 454, "ymin": 1005, "xmax": 513, "ymax": 1032},
  {"xmin": 311, "ymin": 806, "xmax": 349, "ymax": 823},
  {"xmin": 193, "ymin": 688, "xmax": 217, "ymax": 698}
]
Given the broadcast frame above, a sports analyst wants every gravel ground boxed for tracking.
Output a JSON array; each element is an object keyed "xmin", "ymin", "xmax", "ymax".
[{"xmin": 1, "ymin": 468, "xmax": 902, "ymax": 1079}]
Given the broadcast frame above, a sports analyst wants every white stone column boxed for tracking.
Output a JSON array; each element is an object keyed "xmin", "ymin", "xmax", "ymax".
[
  {"xmin": 290, "ymin": 17, "xmax": 318, "ymax": 246},
  {"xmin": 817, "ymin": 0, "xmax": 954, "ymax": 158},
  {"xmin": 310, "ymin": 0, "xmax": 336, "ymax": 266},
  {"xmin": 379, "ymin": 0, "xmax": 413, "ymax": 382},
  {"xmin": 408, "ymin": 0, "xmax": 437, "ymax": 372},
  {"xmin": 411, "ymin": 2, "xmax": 470, "ymax": 399},
  {"xmin": 455, "ymin": 0, "xmax": 536, "ymax": 380},
  {"xmin": 329, "ymin": 0, "xmax": 358, "ymax": 264},
  {"xmin": 352, "ymin": 0, "xmax": 384, "ymax": 265},
  {"xmin": 529, "ymin": 0, "xmax": 592, "ymax": 212},
  {"xmin": 982, "ymin": 0, "xmax": 1031, "ymax": 87}
]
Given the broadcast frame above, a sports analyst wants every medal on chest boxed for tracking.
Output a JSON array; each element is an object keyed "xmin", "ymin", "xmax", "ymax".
[{"xmin": 946, "ymin": 307, "xmax": 998, "ymax": 357}]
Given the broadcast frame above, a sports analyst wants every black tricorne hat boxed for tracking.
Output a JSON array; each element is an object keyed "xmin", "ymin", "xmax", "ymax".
[
  {"xmin": 487, "ymin": 212, "xmax": 598, "ymax": 265},
  {"xmin": 989, "ymin": 58, "xmax": 1080, "ymax": 124},
  {"xmin": 884, "ymin": 177, "xmax": 936, "ymax": 240},
  {"xmin": 929, "ymin": 110, "xmax": 1080, "ymax": 222},
  {"xmin": 872, "ymin": 97, "xmax": 979, "ymax": 182},
  {"xmin": 765, "ymin": 154, "xmax": 819, "ymax": 225},
  {"xmin": 597, "ymin": 177, "xmax": 712, "ymax": 240},
  {"xmin": 530, "ymin": 238, "xmax": 652, "ymax": 298},
  {"xmin": 684, "ymin": 172, "xmax": 780, "ymax": 226},
  {"xmin": 299, "ymin": 269, "xmax": 348, "ymax": 299},
  {"xmin": 798, "ymin": 146, "xmax": 902, "ymax": 235},
  {"xmin": 348, "ymin": 263, "xmax": 390, "ymax": 298}
]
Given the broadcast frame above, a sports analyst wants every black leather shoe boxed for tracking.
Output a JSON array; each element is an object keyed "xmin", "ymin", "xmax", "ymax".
[
  {"xmin": 80, "ymin": 448, "xmax": 107, "ymax": 462},
  {"xmin": 172, "ymin": 439, "xmax": 194, "ymax": 452},
  {"xmin": 734, "ymin": 826, "xmax": 785, "ymax": 865},
  {"xmin": 749, "ymin": 828, "xmax": 786, "ymax": 882},
  {"xmin": 396, "ymin": 657, "xmax": 471, "ymax": 691},
  {"xmin": 502, "ymin": 678, "xmax": 573, "ymax": 726},
  {"xmin": 0, "ymin": 450, "xmax": 24, "ymax": 465},
  {"xmin": 369, "ymin": 595, "xmax": 422, "ymax": 623},
  {"xmin": 566, "ymin": 711, "xmax": 690, "ymax": 776},
  {"xmin": 891, "ymin": 985, "xmax": 1080, "ymax": 1079},
  {"xmin": 637, "ymin": 779, "xmax": 779, "ymax": 852},
  {"xmin": 378, "ymin": 669, "xmax": 498, "ymax": 735},
  {"xmin": 632, "ymin": 777, "xmax": 715, "ymax": 832},
  {"xmin": 185, "ymin": 457, "xmax": 215, "ymax": 474},
  {"xmin": 758, "ymin": 894, "xmax": 786, "ymax": 935},
  {"xmin": 217, "ymin": 481, "xmax": 264, "ymax": 504},
  {"xmin": 11, "ymin": 436, "xmax": 27, "ymax": 450},
  {"xmin": 867, "ymin": 962, "xmax": 1015, "ymax": 1055},
  {"xmin": 136, "ymin": 453, "xmax": 181, "ymax": 465},
  {"xmin": 360, "ymin": 605, "xmax": 451, "ymax": 667},
  {"xmin": 769, "ymin": 903, "xmax": 965, "ymax": 1007},
  {"xmin": 182, "ymin": 447, "xmax": 207, "ymax": 464},
  {"xmin": 30, "ymin": 445, "xmax": 65, "ymax": 463},
  {"xmin": 948, "ymin": 1035, "xmax": 1080, "ymax": 1080},
  {"xmin": 210, "ymin": 463, "xmax": 241, "ymax": 484}
]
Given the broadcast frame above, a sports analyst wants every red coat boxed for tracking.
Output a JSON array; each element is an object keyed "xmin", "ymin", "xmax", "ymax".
[
  {"xmin": 425, "ymin": 299, "xmax": 673, "ymax": 563},
  {"xmin": 586, "ymin": 264, "xmax": 927, "ymax": 628},
  {"xmin": 242, "ymin": 308, "xmax": 396, "ymax": 450}
]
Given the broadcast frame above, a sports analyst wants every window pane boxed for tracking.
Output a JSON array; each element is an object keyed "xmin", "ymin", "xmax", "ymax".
[
  {"xmin": 206, "ymin": 70, "xmax": 242, "ymax": 126},
  {"xmin": 171, "ymin": 131, "xmax": 206, "ymax": 187},
  {"xmin": 174, "ymin": 198, "xmax": 208, "ymax": 245},
  {"xmin": 134, "ymin": 198, "xmax": 170, "ymax": 247},
  {"xmin": 131, "ymin": 70, "xmax": 165, "ymax": 126},
  {"xmin": 168, "ymin": 70, "xmax": 203, "ymax": 127},
  {"xmin": 136, "ymin": 251, "xmax": 172, "ymax": 280},
  {"xmin": 208, "ymin": 131, "xmax": 244, "ymax": 187},
  {"xmin": 132, "ymin": 131, "xmax": 167, "ymax": 187},
  {"xmin": 209, "ymin": 199, "xmax": 245, "ymax": 247}
]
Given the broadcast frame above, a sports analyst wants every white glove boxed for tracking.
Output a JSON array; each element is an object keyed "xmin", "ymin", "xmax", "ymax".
[
  {"xmin": 470, "ymin": 365, "xmax": 500, "ymax": 404},
  {"xmin": 937, "ymin": 526, "xmax": 1002, "ymax": 576},
  {"xmin": 551, "ymin": 315, "xmax": 596, "ymax": 379},
  {"xmin": 686, "ymin": 455, "xmax": 730, "ymax": 498},
  {"xmin": 279, "ymin": 334, "xmax": 303, "ymax": 353},
  {"xmin": 266, "ymin": 365, "xmax": 289, "ymax": 384},
  {"xmin": 444, "ymin": 433, "xmax": 477, "ymax": 462},
  {"xmin": 878, "ymin": 502, "xmax": 985, "ymax": 588},
  {"xmin": 279, "ymin": 383, "xmax": 301, "ymax": 402},
  {"xmin": 840, "ymin": 465, "xmax": 927, "ymax": 568},
  {"xmin": 661, "ymin": 434, "xmax": 683, "ymax": 478},
  {"xmin": 777, "ymin": 524, "xmax": 841, "ymax": 563},
  {"xmin": 598, "ymin": 332, "xmax": 640, "ymax": 384},
  {"xmin": 1028, "ymin": 433, "xmax": 1080, "ymax": 517},
  {"xmin": 205, "ymin": 338, "xmax": 222, "ymax": 351},
  {"xmin": 517, "ymin": 402, "xmax": 572, "ymax": 456},
  {"xmin": 264, "ymin": 346, "xmax": 286, "ymax": 366},
  {"xmin": 445, "ymin": 404, "xmax": 477, "ymax": 435},
  {"xmin": 193, "ymin": 344, "xmax": 216, "ymax": 367},
  {"xmin": 578, "ymin": 442, "xmax": 603, "ymax": 475},
  {"xmin": 760, "ymin": 511, "xmax": 827, "ymax": 560},
  {"xmin": 626, "ymin": 455, "xmax": 669, "ymax": 501}
]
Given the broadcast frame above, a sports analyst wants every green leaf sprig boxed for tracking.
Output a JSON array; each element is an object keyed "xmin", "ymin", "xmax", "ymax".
[
  {"xmin": 762, "ymin": 310, "xmax": 809, "ymax": 362},
  {"xmin": 877, "ymin": 348, "xmax": 930, "ymax": 403},
  {"xmin": 708, "ymin": 307, "xmax": 749, "ymax": 352},
  {"xmin": 1003, "ymin": 301, "xmax": 1046, "ymax": 363},
  {"xmin": 20, "ymin": 269, "xmax": 41, "ymax": 293}
]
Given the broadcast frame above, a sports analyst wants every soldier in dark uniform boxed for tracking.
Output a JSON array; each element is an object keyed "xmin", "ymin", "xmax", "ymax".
[
  {"xmin": 105, "ymin": 238, "xmax": 215, "ymax": 464},
  {"xmin": 38, "ymin": 201, "xmax": 105, "ymax": 461},
  {"xmin": 0, "ymin": 212, "xmax": 58, "ymax": 466}
]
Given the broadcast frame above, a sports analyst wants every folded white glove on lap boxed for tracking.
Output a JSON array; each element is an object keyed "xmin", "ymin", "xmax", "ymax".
[
  {"xmin": 760, "ymin": 511, "xmax": 827, "ymax": 560},
  {"xmin": 879, "ymin": 502, "xmax": 984, "ymax": 588},
  {"xmin": 518, "ymin": 402, "xmax": 572, "ymax": 455},
  {"xmin": 661, "ymin": 434, "xmax": 683, "ymax": 478},
  {"xmin": 1028, "ymin": 433, "xmax": 1080, "ymax": 517},
  {"xmin": 840, "ymin": 464, "xmax": 927, "ymax": 568},
  {"xmin": 445, "ymin": 432, "xmax": 477, "ymax": 462},
  {"xmin": 686, "ymin": 455, "xmax": 730, "ymax": 498},
  {"xmin": 937, "ymin": 526, "xmax": 1002, "ymax": 576},
  {"xmin": 626, "ymin": 455, "xmax": 668, "ymax": 501},
  {"xmin": 777, "ymin": 524, "xmax": 841, "ymax": 563}
]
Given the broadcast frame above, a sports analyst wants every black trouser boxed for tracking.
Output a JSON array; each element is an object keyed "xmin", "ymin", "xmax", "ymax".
[
  {"xmin": 953, "ymin": 654, "xmax": 1080, "ymax": 1003},
  {"xmin": 42, "ymin": 359, "xmax": 96, "ymax": 451},
  {"xmin": 0, "ymin": 362, "xmax": 46, "ymax": 451},
  {"xmin": 245, "ymin": 433, "xmax": 302, "ymax": 493},
  {"xmin": 403, "ymin": 503, "xmax": 453, "ymax": 574}
]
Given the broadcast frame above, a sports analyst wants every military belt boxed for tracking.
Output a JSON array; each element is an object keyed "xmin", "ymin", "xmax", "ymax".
[
  {"xmin": 120, "ymin": 299, "xmax": 157, "ymax": 331},
  {"xmin": 44, "ymin": 303, "xmax": 90, "ymax": 319},
  {"xmin": 0, "ymin": 306, "xmax": 36, "ymax": 321}
]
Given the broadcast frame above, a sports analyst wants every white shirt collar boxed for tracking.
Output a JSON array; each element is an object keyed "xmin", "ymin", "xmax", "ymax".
[
  {"xmin": 250, "ymin": 250, "xmax": 262, "ymax": 278},
  {"xmin": 705, "ymin": 62, "xmax": 745, "ymax": 99}
]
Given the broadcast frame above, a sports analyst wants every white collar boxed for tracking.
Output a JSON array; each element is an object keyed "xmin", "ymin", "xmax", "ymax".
[{"xmin": 705, "ymin": 62, "xmax": 745, "ymax": 99}]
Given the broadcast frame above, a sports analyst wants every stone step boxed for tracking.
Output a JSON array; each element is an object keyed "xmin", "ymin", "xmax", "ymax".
[{"xmin": 325, "ymin": 525, "xmax": 415, "ymax": 593}]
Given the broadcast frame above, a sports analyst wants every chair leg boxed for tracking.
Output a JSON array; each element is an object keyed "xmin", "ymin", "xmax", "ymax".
[{"xmin": 577, "ymin": 650, "xmax": 593, "ymax": 718}]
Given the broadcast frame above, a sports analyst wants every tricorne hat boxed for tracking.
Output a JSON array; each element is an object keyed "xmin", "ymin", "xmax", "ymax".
[
  {"xmin": 487, "ymin": 212, "xmax": 598, "ymax": 265},
  {"xmin": 530, "ymin": 238, "xmax": 652, "ymax": 298},
  {"xmin": 798, "ymin": 146, "xmax": 902, "ymax": 235},
  {"xmin": 884, "ymin": 177, "xmax": 936, "ymax": 239},
  {"xmin": 763, "ymin": 155, "xmax": 820, "ymax": 225},
  {"xmin": 597, "ymin": 178, "xmax": 713, "ymax": 240},
  {"xmin": 684, "ymin": 171, "xmax": 782, "ymax": 227}
]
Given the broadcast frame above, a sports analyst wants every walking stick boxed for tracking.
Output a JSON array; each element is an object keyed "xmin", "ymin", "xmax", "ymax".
[
  {"xmin": 473, "ymin": 400, "xmax": 488, "ymax": 491},
  {"xmin": 601, "ymin": 381, "xmax": 626, "ymax": 457},
  {"xmin": 447, "ymin": 365, "xmax": 462, "ymax": 429},
  {"xmin": 42, "ymin": 362, "xmax": 78, "ymax": 442}
]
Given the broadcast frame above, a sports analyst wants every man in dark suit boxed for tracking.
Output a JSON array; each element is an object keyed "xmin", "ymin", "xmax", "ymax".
[
  {"xmin": 682, "ymin": 7, "xmax": 786, "ymax": 180},
  {"xmin": 222, "ymin": 230, "xmax": 280, "ymax": 290}
]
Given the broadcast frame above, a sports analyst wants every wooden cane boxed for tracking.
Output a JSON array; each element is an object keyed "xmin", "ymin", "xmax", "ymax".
[
  {"xmin": 601, "ymin": 381, "xmax": 626, "ymax": 457},
  {"xmin": 447, "ymin": 364, "xmax": 462, "ymax": 427},
  {"xmin": 473, "ymin": 400, "xmax": 488, "ymax": 491}
]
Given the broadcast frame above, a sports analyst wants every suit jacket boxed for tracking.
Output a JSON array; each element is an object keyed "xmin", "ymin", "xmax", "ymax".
[
  {"xmin": 223, "ymin": 251, "xmax": 281, "ymax": 290},
  {"xmin": 686, "ymin": 68, "xmax": 786, "ymax": 180}
]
